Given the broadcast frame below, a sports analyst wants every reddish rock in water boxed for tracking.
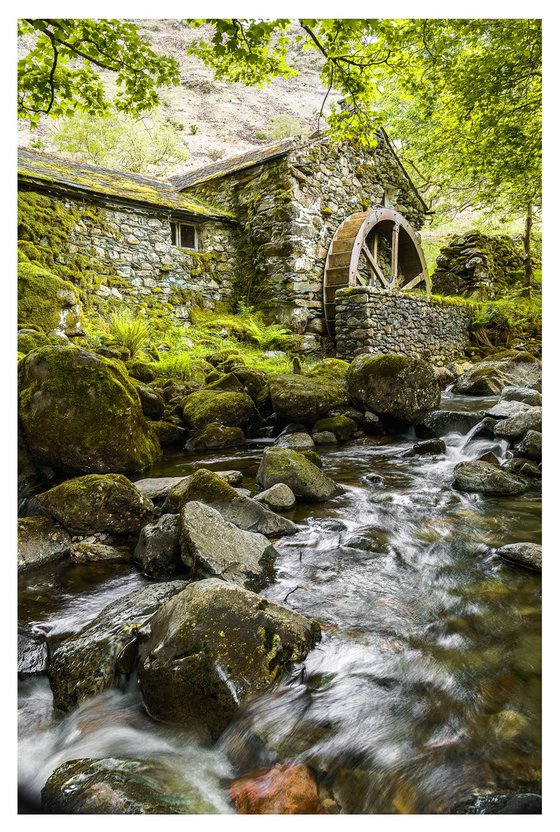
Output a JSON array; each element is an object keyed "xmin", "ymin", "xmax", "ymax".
[{"xmin": 230, "ymin": 763, "xmax": 322, "ymax": 814}]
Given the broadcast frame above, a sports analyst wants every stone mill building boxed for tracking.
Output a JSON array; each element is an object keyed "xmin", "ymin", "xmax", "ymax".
[{"xmin": 18, "ymin": 130, "xmax": 471, "ymax": 363}]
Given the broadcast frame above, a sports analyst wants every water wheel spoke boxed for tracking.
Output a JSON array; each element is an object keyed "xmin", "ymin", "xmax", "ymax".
[
  {"xmin": 361, "ymin": 245, "xmax": 389, "ymax": 288},
  {"xmin": 391, "ymin": 224, "xmax": 400, "ymax": 284},
  {"xmin": 400, "ymin": 272, "xmax": 425, "ymax": 292}
]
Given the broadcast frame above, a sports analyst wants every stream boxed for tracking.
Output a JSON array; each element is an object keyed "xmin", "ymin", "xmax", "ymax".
[{"xmin": 18, "ymin": 392, "xmax": 541, "ymax": 814}]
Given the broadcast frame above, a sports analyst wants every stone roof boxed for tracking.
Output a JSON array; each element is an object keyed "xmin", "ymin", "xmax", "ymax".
[
  {"xmin": 170, "ymin": 138, "xmax": 298, "ymax": 189},
  {"xmin": 17, "ymin": 148, "xmax": 233, "ymax": 221}
]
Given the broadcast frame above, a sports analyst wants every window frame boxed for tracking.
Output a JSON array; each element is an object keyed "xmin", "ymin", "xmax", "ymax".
[{"xmin": 170, "ymin": 220, "xmax": 199, "ymax": 251}]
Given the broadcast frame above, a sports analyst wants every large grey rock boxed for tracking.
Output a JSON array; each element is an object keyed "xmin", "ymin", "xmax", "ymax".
[
  {"xmin": 484, "ymin": 401, "xmax": 531, "ymax": 419},
  {"xmin": 415, "ymin": 410, "xmax": 483, "ymax": 438},
  {"xmin": 452, "ymin": 352, "xmax": 541, "ymax": 396},
  {"xmin": 134, "ymin": 514, "xmax": 182, "ymax": 580},
  {"xmin": 501, "ymin": 386, "xmax": 542, "ymax": 406},
  {"xmin": 170, "ymin": 468, "xmax": 298, "ymax": 537},
  {"xmin": 495, "ymin": 542, "xmax": 542, "ymax": 571},
  {"xmin": 347, "ymin": 354, "xmax": 440, "ymax": 425},
  {"xmin": 516, "ymin": 430, "xmax": 542, "ymax": 461},
  {"xmin": 275, "ymin": 432, "xmax": 316, "ymax": 451},
  {"xmin": 70, "ymin": 542, "xmax": 131, "ymax": 564},
  {"xmin": 453, "ymin": 461, "xmax": 529, "ymax": 495},
  {"xmin": 269, "ymin": 373, "xmax": 347, "ymax": 425},
  {"xmin": 42, "ymin": 758, "xmax": 219, "ymax": 814},
  {"xmin": 137, "ymin": 578, "xmax": 321, "ymax": 739},
  {"xmin": 179, "ymin": 502, "xmax": 277, "ymax": 590},
  {"xmin": 18, "ymin": 516, "xmax": 71, "ymax": 572},
  {"xmin": 494, "ymin": 407, "xmax": 542, "ymax": 439},
  {"xmin": 185, "ymin": 423, "xmax": 246, "ymax": 452},
  {"xmin": 254, "ymin": 483, "xmax": 297, "ymax": 512},
  {"xmin": 134, "ymin": 476, "xmax": 189, "ymax": 502},
  {"xmin": 36, "ymin": 474, "xmax": 154, "ymax": 535},
  {"xmin": 18, "ymin": 628, "xmax": 48, "ymax": 676},
  {"xmin": 256, "ymin": 447, "xmax": 342, "ymax": 502},
  {"xmin": 161, "ymin": 469, "xmax": 243, "ymax": 513},
  {"xmin": 503, "ymin": 457, "xmax": 541, "ymax": 479},
  {"xmin": 48, "ymin": 581, "xmax": 186, "ymax": 710}
]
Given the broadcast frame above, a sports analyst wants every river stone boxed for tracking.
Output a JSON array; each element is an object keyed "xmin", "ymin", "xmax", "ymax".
[
  {"xmin": 312, "ymin": 415, "xmax": 357, "ymax": 441},
  {"xmin": 41, "ymin": 757, "xmax": 218, "ymax": 814},
  {"xmin": 70, "ymin": 542, "xmax": 131, "ymax": 564},
  {"xmin": 130, "ymin": 379, "xmax": 165, "ymax": 420},
  {"xmin": 412, "ymin": 438, "xmax": 446, "ymax": 455},
  {"xmin": 206, "ymin": 372, "xmax": 245, "ymax": 393},
  {"xmin": 176, "ymin": 469, "xmax": 297, "ymax": 537},
  {"xmin": 453, "ymin": 461, "xmax": 529, "ymax": 495},
  {"xmin": 254, "ymin": 483, "xmax": 297, "ymax": 512},
  {"xmin": 161, "ymin": 469, "xmax": 244, "ymax": 513},
  {"xmin": 347, "ymin": 354, "xmax": 440, "ymax": 425},
  {"xmin": 503, "ymin": 458, "xmax": 541, "ymax": 479},
  {"xmin": 134, "ymin": 514, "xmax": 181, "ymax": 580},
  {"xmin": 256, "ymin": 448, "xmax": 342, "ymax": 502},
  {"xmin": 275, "ymin": 432, "xmax": 316, "ymax": 451},
  {"xmin": 230, "ymin": 763, "xmax": 323, "ymax": 814},
  {"xmin": 36, "ymin": 474, "xmax": 155, "ymax": 535},
  {"xmin": 495, "ymin": 542, "xmax": 542, "ymax": 571},
  {"xmin": 185, "ymin": 422, "xmax": 247, "ymax": 452},
  {"xmin": 500, "ymin": 386, "xmax": 542, "ymax": 406},
  {"xmin": 18, "ymin": 628, "xmax": 48, "ymax": 676},
  {"xmin": 18, "ymin": 516, "xmax": 71, "ymax": 572},
  {"xmin": 484, "ymin": 401, "xmax": 531, "ymax": 419},
  {"xmin": 415, "ymin": 410, "xmax": 483, "ymax": 438},
  {"xmin": 137, "ymin": 578, "xmax": 321, "ymax": 739},
  {"xmin": 18, "ymin": 345, "xmax": 160, "ymax": 474},
  {"xmin": 452, "ymin": 351, "xmax": 541, "ymax": 396},
  {"xmin": 269, "ymin": 373, "xmax": 347, "ymax": 425},
  {"xmin": 494, "ymin": 407, "xmax": 542, "ymax": 439},
  {"xmin": 134, "ymin": 475, "xmax": 190, "ymax": 502},
  {"xmin": 179, "ymin": 501, "xmax": 278, "ymax": 589},
  {"xmin": 313, "ymin": 430, "xmax": 338, "ymax": 445},
  {"xmin": 48, "ymin": 581, "xmax": 186, "ymax": 711},
  {"xmin": 515, "ymin": 430, "xmax": 542, "ymax": 461},
  {"xmin": 182, "ymin": 390, "xmax": 259, "ymax": 429},
  {"xmin": 151, "ymin": 421, "xmax": 185, "ymax": 447}
]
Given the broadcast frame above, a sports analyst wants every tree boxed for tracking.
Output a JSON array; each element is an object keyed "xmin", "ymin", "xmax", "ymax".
[
  {"xmin": 18, "ymin": 19, "xmax": 180, "ymax": 124},
  {"xmin": 51, "ymin": 110, "xmax": 189, "ymax": 175}
]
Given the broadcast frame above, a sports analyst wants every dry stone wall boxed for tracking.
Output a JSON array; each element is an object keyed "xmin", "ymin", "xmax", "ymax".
[
  {"xmin": 186, "ymin": 133, "xmax": 427, "ymax": 342},
  {"xmin": 335, "ymin": 287, "xmax": 472, "ymax": 365}
]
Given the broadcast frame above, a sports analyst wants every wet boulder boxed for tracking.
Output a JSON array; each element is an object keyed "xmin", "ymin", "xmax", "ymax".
[
  {"xmin": 495, "ymin": 542, "xmax": 542, "ymax": 571},
  {"xmin": 130, "ymin": 379, "xmax": 165, "ymax": 420},
  {"xmin": 36, "ymin": 474, "xmax": 154, "ymax": 535},
  {"xmin": 134, "ymin": 514, "xmax": 182, "ymax": 580},
  {"xmin": 185, "ymin": 422, "xmax": 247, "ymax": 452},
  {"xmin": 275, "ymin": 432, "xmax": 316, "ymax": 452},
  {"xmin": 269, "ymin": 373, "xmax": 347, "ymax": 426},
  {"xmin": 494, "ymin": 407, "xmax": 542, "ymax": 440},
  {"xmin": 452, "ymin": 351, "xmax": 541, "ymax": 396},
  {"xmin": 230, "ymin": 763, "xmax": 323, "ymax": 814},
  {"xmin": 179, "ymin": 501, "xmax": 278, "ymax": 589},
  {"xmin": 503, "ymin": 457, "xmax": 541, "ymax": 479},
  {"xmin": 254, "ymin": 483, "xmax": 297, "ymax": 512},
  {"xmin": 48, "ymin": 581, "xmax": 186, "ymax": 710},
  {"xmin": 137, "ymin": 578, "xmax": 321, "ymax": 739},
  {"xmin": 312, "ymin": 415, "xmax": 357, "ymax": 441},
  {"xmin": 172, "ymin": 468, "xmax": 297, "ymax": 537},
  {"xmin": 18, "ymin": 346, "xmax": 160, "ymax": 474},
  {"xmin": 41, "ymin": 758, "xmax": 218, "ymax": 814},
  {"xmin": 501, "ymin": 386, "xmax": 542, "ymax": 406},
  {"xmin": 415, "ymin": 409, "xmax": 483, "ymax": 438},
  {"xmin": 70, "ymin": 541, "xmax": 131, "ymax": 564},
  {"xmin": 313, "ymin": 430, "xmax": 338, "ymax": 445},
  {"xmin": 134, "ymin": 475, "xmax": 190, "ymax": 502},
  {"xmin": 182, "ymin": 390, "xmax": 259, "ymax": 429},
  {"xmin": 18, "ymin": 628, "xmax": 48, "ymax": 676},
  {"xmin": 161, "ymin": 470, "xmax": 243, "ymax": 514},
  {"xmin": 18, "ymin": 516, "xmax": 71, "ymax": 572},
  {"xmin": 484, "ymin": 400, "xmax": 531, "ymax": 419},
  {"xmin": 233, "ymin": 366, "xmax": 269, "ymax": 400},
  {"xmin": 347, "ymin": 354, "xmax": 440, "ymax": 426},
  {"xmin": 515, "ymin": 430, "xmax": 542, "ymax": 461},
  {"xmin": 256, "ymin": 447, "xmax": 342, "ymax": 502},
  {"xmin": 453, "ymin": 461, "xmax": 529, "ymax": 495},
  {"xmin": 411, "ymin": 438, "xmax": 446, "ymax": 455},
  {"xmin": 150, "ymin": 421, "xmax": 185, "ymax": 447}
]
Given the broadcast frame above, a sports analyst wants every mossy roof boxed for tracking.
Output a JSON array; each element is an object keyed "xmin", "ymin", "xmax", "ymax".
[
  {"xmin": 170, "ymin": 138, "xmax": 298, "ymax": 189},
  {"xmin": 18, "ymin": 148, "xmax": 233, "ymax": 221}
]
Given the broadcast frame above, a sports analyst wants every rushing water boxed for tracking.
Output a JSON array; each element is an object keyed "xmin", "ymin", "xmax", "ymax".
[{"xmin": 18, "ymin": 394, "xmax": 541, "ymax": 813}]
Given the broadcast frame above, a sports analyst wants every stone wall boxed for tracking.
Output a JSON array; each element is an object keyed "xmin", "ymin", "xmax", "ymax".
[
  {"xmin": 186, "ymin": 132, "xmax": 428, "ymax": 344},
  {"xmin": 19, "ymin": 189, "xmax": 239, "ymax": 321},
  {"xmin": 334, "ymin": 287, "xmax": 472, "ymax": 365}
]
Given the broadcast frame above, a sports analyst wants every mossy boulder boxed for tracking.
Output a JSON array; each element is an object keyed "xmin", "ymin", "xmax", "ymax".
[
  {"xmin": 151, "ymin": 420, "xmax": 185, "ymax": 447},
  {"xmin": 269, "ymin": 374, "xmax": 347, "ymax": 426},
  {"xmin": 206, "ymin": 348, "xmax": 243, "ymax": 367},
  {"xmin": 130, "ymin": 379, "xmax": 165, "ymax": 420},
  {"xmin": 182, "ymin": 390, "xmax": 259, "ymax": 429},
  {"xmin": 42, "ymin": 758, "xmax": 219, "ymax": 814},
  {"xmin": 453, "ymin": 352, "xmax": 541, "ymax": 396},
  {"xmin": 495, "ymin": 542, "xmax": 542, "ymax": 571},
  {"xmin": 453, "ymin": 461, "xmax": 529, "ymax": 495},
  {"xmin": 347, "ymin": 354, "xmax": 440, "ymax": 425},
  {"xmin": 206, "ymin": 372, "xmax": 244, "ymax": 392},
  {"xmin": 312, "ymin": 415, "xmax": 357, "ymax": 441},
  {"xmin": 17, "ymin": 328, "xmax": 50, "ymax": 356},
  {"xmin": 185, "ymin": 422, "xmax": 247, "ymax": 452},
  {"xmin": 308, "ymin": 358, "xmax": 350, "ymax": 380},
  {"xmin": 48, "ymin": 581, "xmax": 187, "ymax": 711},
  {"xmin": 125, "ymin": 359, "xmax": 158, "ymax": 383},
  {"xmin": 160, "ymin": 470, "xmax": 243, "ymax": 513},
  {"xmin": 18, "ymin": 517, "xmax": 71, "ymax": 572},
  {"xmin": 36, "ymin": 474, "xmax": 155, "ymax": 534},
  {"xmin": 256, "ymin": 448, "xmax": 342, "ymax": 502},
  {"xmin": 137, "ymin": 578, "xmax": 321, "ymax": 739},
  {"xmin": 233, "ymin": 367, "xmax": 269, "ymax": 400},
  {"xmin": 174, "ymin": 468, "xmax": 297, "ymax": 537},
  {"xmin": 18, "ymin": 261, "xmax": 84, "ymax": 336},
  {"xmin": 18, "ymin": 345, "xmax": 160, "ymax": 473}
]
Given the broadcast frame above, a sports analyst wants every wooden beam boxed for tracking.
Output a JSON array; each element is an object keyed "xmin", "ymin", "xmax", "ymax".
[
  {"xmin": 361, "ymin": 244, "xmax": 389, "ymax": 288},
  {"xmin": 391, "ymin": 224, "xmax": 400, "ymax": 286},
  {"xmin": 400, "ymin": 272, "xmax": 426, "ymax": 292}
]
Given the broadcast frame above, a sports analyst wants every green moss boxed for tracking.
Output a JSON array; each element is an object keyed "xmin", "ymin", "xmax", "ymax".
[
  {"xmin": 182, "ymin": 390, "xmax": 258, "ymax": 429},
  {"xmin": 18, "ymin": 261, "xmax": 82, "ymax": 333},
  {"xmin": 313, "ymin": 415, "xmax": 357, "ymax": 440}
]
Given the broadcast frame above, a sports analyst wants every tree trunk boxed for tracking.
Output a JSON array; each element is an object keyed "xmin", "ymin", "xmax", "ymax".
[{"xmin": 523, "ymin": 202, "xmax": 533, "ymax": 297}]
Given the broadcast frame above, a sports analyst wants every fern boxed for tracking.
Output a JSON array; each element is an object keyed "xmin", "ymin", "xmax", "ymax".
[{"xmin": 106, "ymin": 310, "xmax": 149, "ymax": 357}]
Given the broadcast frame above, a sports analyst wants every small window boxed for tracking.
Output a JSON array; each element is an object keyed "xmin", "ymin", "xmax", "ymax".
[{"xmin": 171, "ymin": 221, "xmax": 197, "ymax": 250}]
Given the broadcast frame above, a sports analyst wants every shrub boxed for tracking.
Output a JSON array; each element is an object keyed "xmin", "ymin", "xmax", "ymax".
[{"xmin": 106, "ymin": 310, "xmax": 149, "ymax": 358}]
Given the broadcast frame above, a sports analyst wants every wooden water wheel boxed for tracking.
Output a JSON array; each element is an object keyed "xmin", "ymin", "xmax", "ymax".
[{"xmin": 323, "ymin": 208, "xmax": 430, "ymax": 337}]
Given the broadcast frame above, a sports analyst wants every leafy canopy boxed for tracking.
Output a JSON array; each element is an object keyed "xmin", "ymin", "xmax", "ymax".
[{"xmin": 18, "ymin": 18, "xmax": 180, "ymax": 124}]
